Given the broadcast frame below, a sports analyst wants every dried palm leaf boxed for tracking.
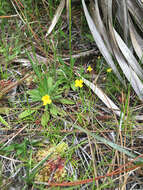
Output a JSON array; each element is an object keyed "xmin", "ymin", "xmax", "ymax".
[
  {"xmin": 82, "ymin": 0, "xmax": 143, "ymax": 101},
  {"xmin": 115, "ymin": 0, "xmax": 129, "ymax": 44},
  {"xmin": 114, "ymin": 28, "xmax": 143, "ymax": 79},
  {"xmin": 127, "ymin": 0, "xmax": 143, "ymax": 32},
  {"xmin": 108, "ymin": 0, "xmax": 143, "ymax": 99},
  {"xmin": 81, "ymin": 77, "xmax": 121, "ymax": 117},
  {"xmin": 89, "ymin": 0, "xmax": 112, "ymax": 53},
  {"xmin": 46, "ymin": 0, "xmax": 65, "ymax": 36},
  {"xmin": 129, "ymin": 18, "xmax": 143, "ymax": 61},
  {"xmin": 82, "ymin": 0, "xmax": 124, "ymax": 85}
]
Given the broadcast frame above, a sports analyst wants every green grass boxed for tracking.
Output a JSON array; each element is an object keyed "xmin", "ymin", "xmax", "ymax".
[{"xmin": 0, "ymin": 1, "xmax": 143, "ymax": 189}]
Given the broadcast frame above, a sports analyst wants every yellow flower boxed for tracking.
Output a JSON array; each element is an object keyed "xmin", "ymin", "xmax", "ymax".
[
  {"xmin": 75, "ymin": 79, "xmax": 83, "ymax": 88},
  {"xmin": 97, "ymin": 56, "xmax": 101, "ymax": 60},
  {"xmin": 42, "ymin": 94, "xmax": 52, "ymax": 105},
  {"xmin": 107, "ymin": 68, "xmax": 112, "ymax": 73},
  {"xmin": 87, "ymin": 65, "xmax": 93, "ymax": 72}
]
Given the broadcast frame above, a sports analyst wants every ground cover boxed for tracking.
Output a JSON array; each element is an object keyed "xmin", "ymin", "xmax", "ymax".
[{"xmin": 0, "ymin": 0, "xmax": 143, "ymax": 189}]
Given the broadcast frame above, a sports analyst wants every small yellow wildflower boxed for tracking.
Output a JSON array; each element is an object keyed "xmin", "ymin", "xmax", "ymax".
[
  {"xmin": 87, "ymin": 65, "xmax": 93, "ymax": 72},
  {"xmin": 97, "ymin": 56, "xmax": 101, "ymax": 60},
  {"xmin": 75, "ymin": 79, "xmax": 83, "ymax": 88},
  {"xmin": 42, "ymin": 94, "xmax": 52, "ymax": 105},
  {"xmin": 107, "ymin": 68, "xmax": 112, "ymax": 73}
]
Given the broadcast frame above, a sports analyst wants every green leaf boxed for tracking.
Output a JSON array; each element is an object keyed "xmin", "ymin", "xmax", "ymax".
[
  {"xmin": 2, "ymin": 144, "xmax": 15, "ymax": 151},
  {"xmin": 19, "ymin": 109, "xmax": 36, "ymax": 119},
  {"xmin": 50, "ymin": 105, "xmax": 66, "ymax": 116},
  {"xmin": 49, "ymin": 80, "xmax": 64, "ymax": 94},
  {"xmin": 17, "ymin": 148, "xmax": 24, "ymax": 155},
  {"xmin": 0, "ymin": 115, "xmax": 10, "ymax": 128},
  {"xmin": 47, "ymin": 77, "xmax": 53, "ymax": 89},
  {"xmin": 85, "ymin": 33, "xmax": 94, "ymax": 42},
  {"xmin": 58, "ymin": 107, "xmax": 66, "ymax": 116},
  {"xmin": 28, "ymin": 89, "xmax": 41, "ymax": 102},
  {"xmin": 50, "ymin": 105, "xmax": 59, "ymax": 116},
  {"xmin": 41, "ymin": 111, "xmax": 50, "ymax": 127},
  {"xmin": 59, "ymin": 98, "xmax": 75, "ymax": 105},
  {"xmin": 52, "ymin": 95, "xmax": 62, "ymax": 100},
  {"xmin": 0, "ymin": 107, "xmax": 10, "ymax": 115},
  {"xmin": 27, "ymin": 52, "xmax": 41, "ymax": 79},
  {"xmin": 70, "ymin": 83, "xmax": 76, "ymax": 91}
]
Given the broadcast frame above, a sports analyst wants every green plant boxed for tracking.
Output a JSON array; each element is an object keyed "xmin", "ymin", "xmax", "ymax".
[
  {"xmin": 0, "ymin": 1, "xmax": 14, "ymax": 15},
  {"xmin": 27, "ymin": 75, "xmax": 68, "ymax": 125},
  {"xmin": 22, "ymin": 52, "xmax": 76, "ymax": 127},
  {"xmin": 1, "ymin": 138, "xmax": 30, "ymax": 160}
]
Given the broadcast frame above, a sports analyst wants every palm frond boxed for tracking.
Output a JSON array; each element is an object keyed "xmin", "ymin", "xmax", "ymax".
[
  {"xmin": 82, "ymin": 0, "xmax": 143, "ymax": 100},
  {"xmin": 46, "ymin": 0, "xmax": 65, "ymax": 36}
]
